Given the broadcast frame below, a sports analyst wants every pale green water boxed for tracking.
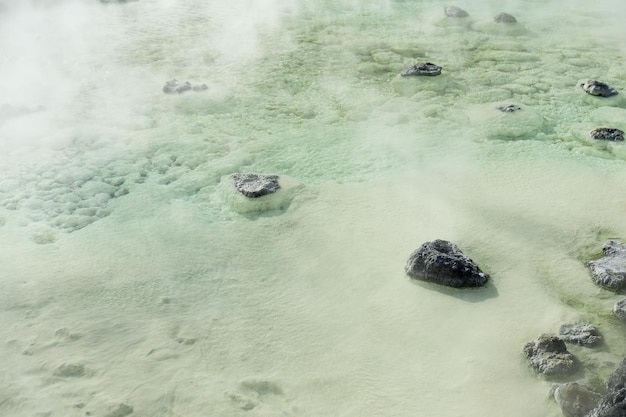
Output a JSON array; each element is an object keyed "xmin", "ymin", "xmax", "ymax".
[{"xmin": 2, "ymin": 1, "xmax": 626, "ymax": 416}]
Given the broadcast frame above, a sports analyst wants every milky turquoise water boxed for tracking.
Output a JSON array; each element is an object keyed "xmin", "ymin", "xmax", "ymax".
[{"xmin": 2, "ymin": 1, "xmax": 626, "ymax": 416}]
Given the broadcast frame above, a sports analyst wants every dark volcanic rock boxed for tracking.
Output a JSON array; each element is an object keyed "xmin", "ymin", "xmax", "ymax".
[
  {"xmin": 494, "ymin": 12, "xmax": 517, "ymax": 23},
  {"xmin": 523, "ymin": 334, "xmax": 577, "ymax": 376},
  {"xmin": 587, "ymin": 241, "xmax": 626, "ymax": 291},
  {"xmin": 552, "ymin": 382, "xmax": 602, "ymax": 417},
  {"xmin": 163, "ymin": 79, "xmax": 208, "ymax": 94},
  {"xmin": 559, "ymin": 324, "xmax": 602, "ymax": 347},
  {"xmin": 401, "ymin": 62, "xmax": 442, "ymax": 77},
  {"xmin": 496, "ymin": 104, "xmax": 522, "ymax": 113},
  {"xmin": 581, "ymin": 80, "xmax": 619, "ymax": 97},
  {"xmin": 444, "ymin": 6, "xmax": 469, "ymax": 17},
  {"xmin": 404, "ymin": 240, "xmax": 489, "ymax": 288},
  {"xmin": 232, "ymin": 173, "xmax": 280, "ymax": 198},
  {"xmin": 590, "ymin": 128, "xmax": 625, "ymax": 142},
  {"xmin": 613, "ymin": 299, "xmax": 626, "ymax": 321}
]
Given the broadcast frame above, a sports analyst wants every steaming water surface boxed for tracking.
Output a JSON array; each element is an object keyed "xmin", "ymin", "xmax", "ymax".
[{"xmin": 2, "ymin": 1, "xmax": 626, "ymax": 416}]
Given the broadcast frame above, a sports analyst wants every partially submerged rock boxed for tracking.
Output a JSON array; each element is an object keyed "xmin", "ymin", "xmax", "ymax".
[
  {"xmin": 552, "ymin": 382, "xmax": 602, "ymax": 417},
  {"xmin": 494, "ymin": 12, "xmax": 517, "ymax": 23},
  {"xmin": 232, "ymin": 173, "xmax": 280, "ymax": 198},
  {"xmin": 496, "ymin": 104, "xmax": 522, "ymax": 113},
  {"xmin": 613, "ymin": 298, "xmax": 626, "ymax": 321},
  {"xmin": 523, "ymin": 334, "xmax": 577, "ymax": 377},
  {"xmin": 587, "ymin": 240, "xmax": 626, "ymax": 291},
  {"xmin": 401, "ymin": 62, "xmax": 442, "ymax": 76},
  {"xmin": 163, "ymin": 79, "xmax": 208, "ymax": 94},
  {"xmin": 559, "ymin": 324, "xmax": 602, "ymax": 347},
  {"xmin": 444, "ymin": 6, "xmax": 469, "ymax": 17},
  {"xmin": 220, "ymin": 173, "xmax": 301, "ymax": 214},
  {"xmin": 581, "ymin": 80, "xmax": 618, "ymax": 97},
  {"xmin": 404, "ymin": 240, "xmax": 489, "ymax": 288},
  {"xmin": 589, "ymin": 128, "xmax": 624, "ymax": 142}
]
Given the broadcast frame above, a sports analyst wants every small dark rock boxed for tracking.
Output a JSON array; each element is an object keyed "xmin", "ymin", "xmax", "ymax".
[
  {"xmin": 553, "ymin": 382, "xmax": 602, "ymax": 417},
  {"xmin": 590, "ymin": 128, "xmax": 624, "ymax": 142},
  {"xmin": 581, "ymin": 80, "xmax": 619, "ymax": 97},
  {"xmin": 523, "ymin": 334, "xmax": 577, "ymax": 376},
  {"xmin": 559, "ymin": 324, "xmax": 602, "ymax": 347},
  {"xmin": 163, "ymin": 79, "xmax": 208, "ymax": 94},
  {"xmin": 232, "ymin": 173, "xmax": 280, "ymax": 198},
  {"xmin": 401, "ymin": 62, "xmax": 442, "ymax": 77},
  {"xmin": 496, "ymin": 104, "xmax": 522, "ymax": 113},
  {"xmin": 404, "ymin": 239, "xmax": 489, "ymax": 288},
  {"xmin": 587, "ymin": 241, "xmax": 626, "ymax": 291},
  {"xmin": 613, "ymin": 299, "xmax": 626, "ymax": 321},
  {"xmin": 494, "ymin": 12, "xmax": 517, "ymax": 23},
  {"xmin": 444, "ymin": 6, "xmax": 469, "ymax": 17}
]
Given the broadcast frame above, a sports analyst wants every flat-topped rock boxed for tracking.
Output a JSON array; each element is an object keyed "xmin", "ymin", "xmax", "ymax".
[
  {"xmin": 581, "ymin": 80, "xmax": 618, "ymax": 97},
  {"xmin": 523, "ymin": 334, "xmax": 577, "ymax": 377},
  {"xmin": 444, "ymin": 6, "xmax": 469, "ymax": 17},
  {"xmin": 559, "ymin": 324, "xmax": 602, "ymax": 347},
  {"xmin": 401, "ymin": 62, "xmax": 442, "ymax": 77},
  {"xmin": 590, "ymin": 128, "xmax": 624, "ymax": 141},
  {"xmin": 163, "ymin": 79, "xmax": 208, "ymax": 94},
  {"xmin": 494, "ymin": 12, "xmax": 517, "ymax": 23},
  {"xmin": 587, "ymin": 240, "xmax": 626, "ymax": 291},
  {"xmin": 405, "ymin": 240, "xmax": 489, "ymax": 288},
  {"xmin": 232, "ymin": 173, "xmax": 280, "ymax": 198}
]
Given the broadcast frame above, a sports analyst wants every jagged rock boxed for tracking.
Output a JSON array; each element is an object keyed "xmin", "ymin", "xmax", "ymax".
[
  {"xmin": 496, "ymin": 104, "xmax": 522, "ymax": 113},
  {"xmin": 586, "ymin": 359, "xmax": 626, "ymax": 417},
  {"xmin": 232, "ymin": 173, "xmax": 280, "ymax": 198},
  {"xmin": 163, "ymin": 79, "xmax": 208, "ymax": 94},
  {"xmin": 613, "ymin": 299, "xmax": 626, "ymax": 321},
  {"xmin": 590, "ymin": 128, "xmax": 624, "ymax": 141},
  {"xmin": 404, "ymin": 240, "xmax": 489, "ymax": 288},
  {"xmin": 444, "ymin": 6, "xmax": 469, "ymax": 17},
  {"xmin": 581, "ymin": 80, "xmax": 618, "ymax": 97},
  {"xmin": 559, "ymin": 324, "xmax": 602, "ymax": 347},
  {"xmin": 552, "ymin": 382, "xmax": 602, "ymax": 417},
  {"xmin": 401, "ymin": 62, "xmax": 442, "ymax": 77},
  {"xmin": 523, "ymin": 334, "xmax": 577, "ymax": 376},
  {"xmin": 494, "ymin": 12, "xmax": 517, "ymax": 23},
  {"xmin": 587, "ymin": 241, "xmax": 626, "ymax": 291}
]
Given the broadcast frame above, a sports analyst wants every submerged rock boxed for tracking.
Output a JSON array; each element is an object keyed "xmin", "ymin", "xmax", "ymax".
[
  {"xmin": 581, "ymin": 80, "xmax": 618, "ymax": 97},
  {"xmin": 404, "ymin": 240, "xmax": 489, "ymax": 288},
  {"xmin": 589, "ymin": 128, "xmax": 624, "ymax": 142},
  {"xmin": 559, "ymin": 324, "xmax": 602, "ymax": 347},
  {"xmin": 552, "ymin": 382, "xmax": 602, "ymax": 417},
  {"xmin": 587, "ymin": 241, "xmax": 626, "ymax": 291},
  {"xmin": 401, "ymin": 62, "xmax": 442, "ymax": 77},
  {"xmin": 163, "ymin": 79, "xmax": 208, "ymax": 94},
  {"xmin": 232, "ymin": 173, "xmax": 280, "ymax": 198},
  {"xmin": 494, "ymin": 12, "xmax": 517, "ymax": 23},
  {"xmin": 523, "ymin": 334, "xmax": 577, "ymax": 377},
  {"xmin": 444, "ymin": 6, "xmax": 469, "ymax": 17},
  {"xmin": 496, "ymin": 104, "xmax": 522, "ymax": 113}
]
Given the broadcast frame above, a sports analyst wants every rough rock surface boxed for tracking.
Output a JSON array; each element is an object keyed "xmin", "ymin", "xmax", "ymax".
[
  {"xmin": 587, "ymin": 241, "xmax": 626, "ymax": 291},
  {"xmin": 232, "ymin": 173, "xmax": 281, "ymax": 198},
  {"xmin": 523, "ymin": 334, "xmax": 577, "ymax": 376},
  {"xmin": 496, "ymin": 104, "xmax": 522, "ymax": 113},
  {"xmin": 494, "ymin": 12, "xmax": 517, "ymax": 23},
  {"xmin": 401, "ymin": 62, "xmax": 442, "ymax": 77},
  {"xmin": 613, "ymin": 299, "xmax": 626, "ymax": 321},
  {"xmin": 559, "ymin": 324, "xmax": 602, "ymax": 347},
  {"xmin": 404, "ymin": 240, "xmax": 489, "ymax": 288},
  {"xmin": 444, "ymin": 6, "xmax": 469, "ymax": 17},
  {"xmin": 163, "ymin": 79, "xmax": 208, "ymax": 94},
  {"xmin": 586, "ymin": 358, "xmax": 626, "ymax": 417},
  {"xmin": 590, "ymin": 128, "xmax": 625, "ymax": 141},
  {"xmin": 552, "ymin": 382, "xmax": 602, "ymax": 417},
  {"xmin": 581, "ymin": 80, "xmax": 619, "ymax": 97}
]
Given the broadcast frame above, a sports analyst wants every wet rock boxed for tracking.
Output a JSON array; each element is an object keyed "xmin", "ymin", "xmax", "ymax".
[
  {"xmin": 587, "ymin": 241, "xmax": 626, "ymax": 291},
  {"xmin": 590, "ymin": 128, "xmax": 624, "ymax": 142},
  {"xmin": 163, "ymin": 79, "xmax": 208, "ymax": 94},
  {"xmin": 494, "ymin": 12, "xmax": 517, "ymax": 23},
  {"xmin": 552, "ymin": 382, "xmax": 602, "ymax": 417},
  {"xmin": 523, "ymin": 334, "xmax": 577, "ymax": 376},
  {"xmin": 401, "ymin": 62, "xmax": 442, "ymax": 77},
  {"xmin": 496, "ymin": 104, "xmax": 522, "ymax": 113},
  {"xmin": 559, "ymin": 324, "xmax": 602, "ymax": 347},
  {"xmin": 232, "ymin": 173, "xmax": 280, "ymax": 198},
  {"xmin": 614, "ymin": 299, "xmax": 626, "ymax": 321},
  {"xmin": 581, "ymin": 80, "xmax": 618, "ymax": 97},
  {"xmin": 444, "ymin": 6, "xmax": 469, "ymax": 17},
  {"xmin": 404, "ymin": 240, "xmax": 489, "ymax": 288}
]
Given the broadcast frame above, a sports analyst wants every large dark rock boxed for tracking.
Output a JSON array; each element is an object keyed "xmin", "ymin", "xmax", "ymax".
[
  {"xmin": 523, "ymin": 334, "xmax": 577, "ymax": 376},
  {"xmin": 559, "ymin": 324, "xmax": 602, "ymax": 347},
  {"xmin": 587, "ymin": 241, "xmax": 626, "ymax": 291},
  {"xmin": 581, "ymin": 80, "xmax": 619, "ymax": 97},
  {"xmin": 590, "ymin": 128, "xmax": 624, "ymax": 142},
  {"xmin": 401, "ymin": 62, "xmax": 442, "ymax": 77},
  {"xmin": 552, "ymin": 382, "xmax": 602, "ymax": 417},
  {"xmin": 404, "ymin": 240, "xmax": 489, "ymax": 288},
  {"xmin": 232, "ymin": 173, "xmax": 280, "ymax": 198},
  {"xmin": 444, "ymin": 6, "xmax": 469, "ymax": 17}
]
